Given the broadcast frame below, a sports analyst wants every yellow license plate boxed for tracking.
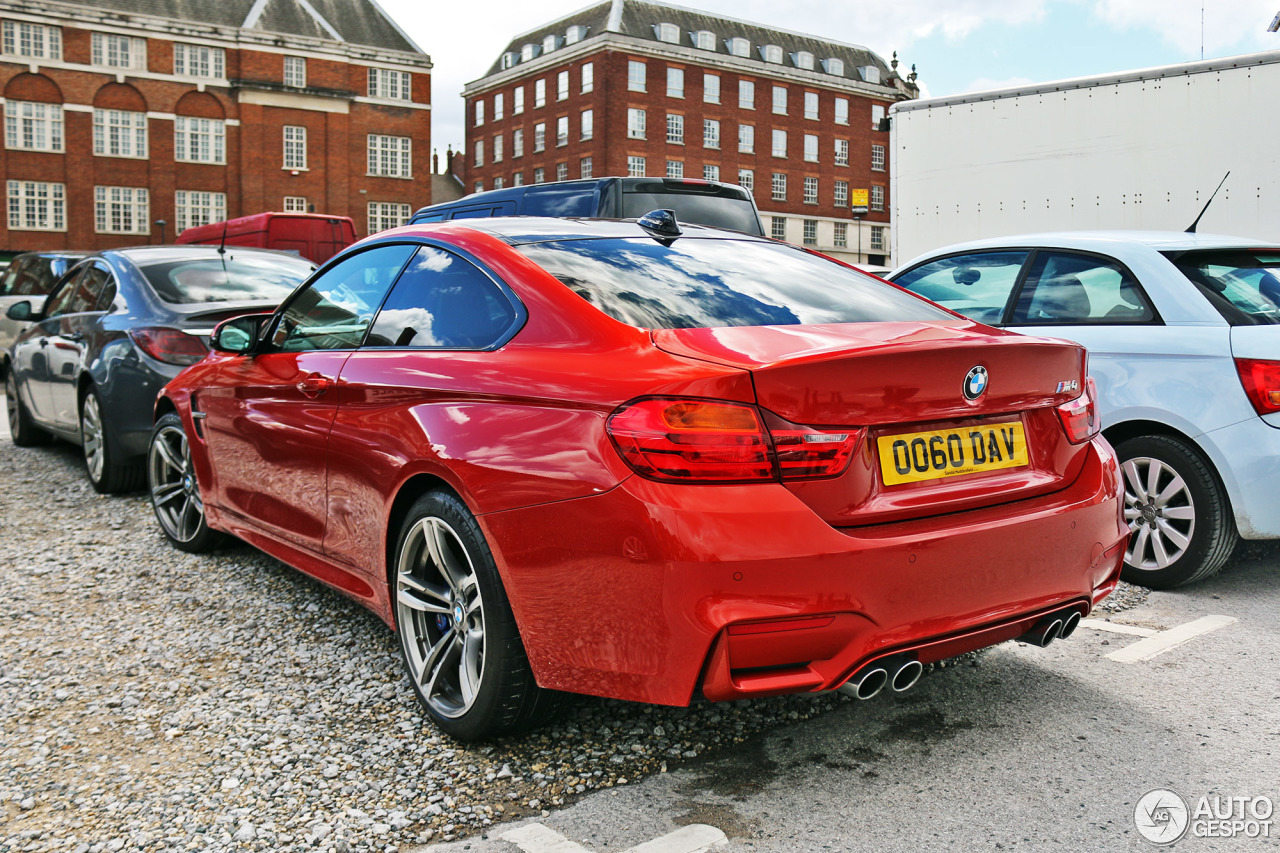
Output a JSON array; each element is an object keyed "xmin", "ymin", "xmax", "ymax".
[{"xmin": 877, "ymin": 421, "xmax": 1029, "ymax": 486}]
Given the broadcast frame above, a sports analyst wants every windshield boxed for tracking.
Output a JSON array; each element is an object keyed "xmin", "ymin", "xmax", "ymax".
[
  {"xmin": 515, "ymin": 237, "xmax": 951, "ymax": 329},
  {"xmin": 1168, "ymin": 250, "xmax": 1280, "ymax": 326},
  {"xmin": 139, "ymin": 252, "xmax": 315, "ymax": 304},
  {"xmin": 620, "ymin": 191, "xmax": 762, "ymax": 236}
]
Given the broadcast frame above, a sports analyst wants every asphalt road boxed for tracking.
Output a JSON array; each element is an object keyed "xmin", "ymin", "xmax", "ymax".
[{"xmin": 413, "ymin": 542, "xmax": 1280, "ymax": 853}]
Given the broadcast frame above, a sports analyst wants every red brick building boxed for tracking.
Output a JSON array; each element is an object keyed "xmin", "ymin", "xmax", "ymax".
[
  {"xmin": 462, "ymin": 0, "xmax": 918, "ymax": 265},
  {"xmin": 0, "ymin": 0, "xmax": 431, "ymax": 251}
]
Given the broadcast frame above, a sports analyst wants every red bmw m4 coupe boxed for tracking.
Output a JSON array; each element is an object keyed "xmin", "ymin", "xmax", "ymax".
[{"xmin": 148, "ymin": 214, "xmax": 1126, "ymax": 740}]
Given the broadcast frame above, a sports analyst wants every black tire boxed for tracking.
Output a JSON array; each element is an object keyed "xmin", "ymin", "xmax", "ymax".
[
  {"xmin": 147, "ymin": 412, "xmax": 224, "ymax": 553},
  {"xmin": 5, "ymin": 369, "xmax": 50, "ymax": 447},
  {"xmin": 1116, "ymin": 434, "xmax": 1237, "ymax": 589},
  {"xmin": 80, "ymin": 387, "xmax": 144, "ymax": 494},
  {"xmin": 392, "ymin": 490, "xmax": 561, "ymax": 741}
]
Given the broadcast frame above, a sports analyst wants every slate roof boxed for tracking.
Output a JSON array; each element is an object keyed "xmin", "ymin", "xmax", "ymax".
[
  {"xmin": 43, "ymin": 0, "xmax": 422, "ymax": 54},
  {"xmin": 483, "ymin": 0, "xmax": 890, "ymax": 83}
]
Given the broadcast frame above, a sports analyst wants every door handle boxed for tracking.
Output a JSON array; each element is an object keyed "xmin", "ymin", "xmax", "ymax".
[
  {"xmin": 296, "ymin": 372, "xmax": 332, "ymax": 397},
  {"xmin": 39, "ymin": 338, "xmax": 49, "ymax": 348}
]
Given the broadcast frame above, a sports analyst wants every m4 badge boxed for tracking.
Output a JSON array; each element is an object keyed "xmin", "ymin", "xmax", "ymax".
[{"xmin": 1056, "ymin": 379, "xmax": 1080, "ymax": 393}]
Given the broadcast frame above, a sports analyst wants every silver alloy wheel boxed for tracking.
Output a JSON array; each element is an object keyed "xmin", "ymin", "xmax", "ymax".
[
  {"xmin": 81, "ymin": 394, "xmax": 106, "ymax": 483},
  {"xmin": 396, "ymin": 516, "xmax": 486, "ymax": 719},
  {"xmin": 148, "ymin": 422, "xmax": 205, "ymax": 543},
  {"xmin": 1122, "ymin": 455, "xmax": 1196, "ymax": 571},
  {"xmin": 5, "ymin": 373, "xmax": 19, "ymax": 436}
]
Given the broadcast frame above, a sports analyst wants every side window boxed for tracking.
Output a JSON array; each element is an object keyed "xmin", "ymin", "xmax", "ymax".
[
  {"xmin": 273, "ymin": 244, "xmax": 416, "ymax": 352},
  {"xmin": 1011, "ymin": 251, "xmax": 1156, "ymax": 324},
  {"xmin": 892, "ymin": 251, "xmax": 1029, "ymax": 325},
  {"xmin": 0, "ymin": 262, "xmax": 20, "ymax": 296},
  {"xmin": 42, "ymin": 265, "xmax": 100, "ymax": 318},
  {"xmin": 366, "ymin": 246, "xmax": 518, "ymax": 349}
]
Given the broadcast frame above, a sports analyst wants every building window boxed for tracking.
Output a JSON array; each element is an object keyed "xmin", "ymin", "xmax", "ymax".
[
  {"xmin": 772, "ymin": 129, "xmax": 786, "ymax": 158},
  {"xmin": 870, "ymin": 225, "xmax": 885, "ymax": 251},
  {"xmin": 475, "ymin": 181, "xmax": 484, "ymax": 194},
  {"xmin": 629, "ymin": 60, "xmax": 646, "ymax": 92},
  {"xmin": 535, "ymin": 79, "xmax": 546, "ymax": 108},
  {"xmin": 513, "ymin": 128, "xmax": 524, "ymax": 157},
  {"xmin": 176, "ymin": 116, "xmax": 226, "ymax": 164},
  {"xmin": 174, "ymin": 190, "xmax": 226, "ymax": 231},
  {"xmin": 762, "ymin": 44, "xmax": 783, "ymax": 64},
  {"xmin": 556, "ymin": 162, "xmax": 568, "ymax": 181},
  {"xmin": 280, "ymin": 125, "xmax": 306, "ymax": 169},
  {"xmin": 656, "ymin": 23, "xmax": 680, "ymax": 43},
  {"xmin": 834, "ymin": 180, "xmax": 848, "ymax": 207},
  {"xmin": 803, "ymin": 176, "xmax": 818, "ymax": 204},
  {"xmin": 581, "ymin": 109, "xmax": 593, "ymax": 140},
  {"xmin": 872, "ymin": 104, "xmax": 886, "ymax": 130},
  {"xmin": 582, "ymin": 62, "xmax": 594, "ymax": 93},
  {"xmin": 872, "ymin": 144, "xmax": 886, "ymax": 171},
  {"xmin": 666, "ymin": 159, "xmax": 683, "ymax": 178},
  {"xmin": 834, "ymin": 221, "xmax": 847, "ymax": 247},
  {"xmin": 804, "ymin": 92, "xmax": 819, "ymax": 120},
  {"xmin": 174, "ymin": 43, "xmax": 224, "ymax": 78},
  {"xmin": 795, "ymin": 51, "xmax": 815, "ymax": 71},
  {"xmin": 283, "ymin": 196, "xmax": 307, "ymax": 212},
  {"xmin": 771, "ymin": 172, "xmax": 786, "ymax": 201},
  {"xmin": 703, "ymin": 164, "xmax": 719, "ymax": 182},
  {"xmin": 871, "ymin": 185, "xmax": 885, "ymax": 211},
  {"xmin": 803, "ymin": 219, "xmax": 817, "ymax": 245},
  {"xmin": 704, "ymin": 119, "xmax": 720, "ymax": 149},
  {"xmin": 6, "ymin": 180, "xmax": 65, "ymax": 231},
  {"xmin": 666, "ymin": 113, "xmax": 684, "ymax": 144},
  {"xmin": 2, "ymin": 21, "xmax": 61, "ymax": 59},
  {"xmin": 803, "ymin": 134, "xmax": 818, "ymax": 163},
  {"xmin": 494, "ymin": 93, "xmax": 504, "ymax": 120},
  {"xmin": 521, "ymin": 43, "xmax": 537, "ymax": 62},
  {"xmin": 627, "ymin": 156, "xmax": 646, "ymax": 177},
  {"xmin": 832, "ymin": 98, "xmax": 849, "ymax": 127},
  {"xmin": 94, "ymin": 186, "xmax": 148, "ymax": 234},
  {"xmin": 368, "ymin": 202, "xmax": 411, "ymax": 233},
  {"xmin": 739, "ymin": 80, "xmax": 754, "ymax": 109},
  {"xmin": 566, "ymin": 26, "xmax": 586, "ymax": 45},
  {"xmin": 494, "ymin": 177, "xmax": 504, "ymax": 189},
  {"xmin": 770, "ymin": 216, "xmax": 786, "ymax": 240},
  {"xmin": 533, "ymin": 167, "xmax": 545, "ymax": 184},
  {"xmin": 695, "ymin": 30, "xmax": 716, "ymax": 50},
  {"xmin": 284, "ymin": 56, "xmax": 306, "ymax": 88},
  {"xmin": 512, "ymin": 171, "xmax": 524, "ymax": 186},
  {"xmin": 474, "ymin": 100, "xmax": 485, "ymax": 127},
  {"xmin": 667, "ymin": 67, "xmax": 684, "ymax": 98},
  {"xmin": 556, "ymin": 116, "xmax": 568, "ymax": 146},
  {"xmin": 493, "ymin": 134, "xmax": 503, "ymax": 162},
  {"xmin": 534, "ymin": 122, "xmax": 546, "ymax": 151},
  {"xmin": 513, "ymin": 87, "xmax": 525, "ymax": 114},
  {"xmin": 772, "ymin": 86, "xmax": 787, "ymax": 115},
  {"xmin": 557, "ymin": 70, "xmax": 569, "ymax": 100},
  {"xmin": 501, "ymin": 52, "xmax": 517, "ymax": 70},
  {"xmin": 92, "ymin": 109, "xmax": 146, "ymax": 158},
  {"xmin": 91, "ymin": 33, "xmax": 145, "ymax": 69},
  {"xmin": 368, "ymin": 68, "xmax": 412, "ymax": 101},
  {"xmin": 834, "ymin": 138, "xmax": 849, "ymax": 167},
  {"xmin": 738, "ymin": 123, "xmax": 754, "ymax": 153},
  {"xmin": 628, "ymin": 108, "xmax": 646, "ymax": 140},
  {"xmin": 5, "ymin": 101, "xmax": 63, "ymax": 152},
  {"xmin": 824, "ymin": 58, "xmax": 845, "ymax": 77},
  {"xmin": 543, "ymin": 34, "xmax": 559, "ymax": 54},
  {"xmin": 704, "ymin": 73, "xmax": 720, "ymax": 104},
  {"xmin": 368, "ymin": 134, "xmax": 412, "ymax": 177},
  {"xmin": 580, "ymin": 156, "xmax": 592, "ymax": 178},
  {"xmin": 737, "ymin": 168, "xmax": 753, "ymax": 192},
  {"xmin": 729, "ymin": 37, "xmax": 750, "ymax": 58}
]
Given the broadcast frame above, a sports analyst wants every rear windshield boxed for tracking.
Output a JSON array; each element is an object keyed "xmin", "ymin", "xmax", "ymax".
[
  {"xmin": 139, "ymin": 252, "xmax": 315, "ymax": 304},
  {"xmin": 515, "ymin": 237, "xmax": 951, "ymax": 329},
  {"xmin": 1167, "ymin": 250, "xmax": 1280, "ymax": 325},
  {"xmin": 620, "ymin": 191, "xmax": 762, "ymax": 236}
]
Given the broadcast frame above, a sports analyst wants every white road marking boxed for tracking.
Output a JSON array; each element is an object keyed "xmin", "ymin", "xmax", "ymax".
[
  {"xmin": 500, "ymin": 824, "xmax": 726, "ymax": 853},
  {"xmin": 1078, "ymin": 619, "xmax": 1159, "ymax": 637},
  {"xmin": 1104, "ymin": 614, "xmax": 1237, "ymax": 663}
]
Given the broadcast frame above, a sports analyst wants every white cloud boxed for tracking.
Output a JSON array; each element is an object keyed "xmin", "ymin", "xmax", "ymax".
[
  {"xmin": 1090, "ymin": 0, "xmax": 1278, "ymax": 56},
  {"xmin": 962, "ymin": 76, "xmax": 1037, "ymax": 94}
]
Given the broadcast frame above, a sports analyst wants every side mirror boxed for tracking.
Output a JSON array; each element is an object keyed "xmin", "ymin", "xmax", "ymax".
[
  {"xmin": 5, "ymin": 300, "xmax": 33, "ymax": 321},
  {"xmin": 211, "ymin": 313, "xmax": 269, "ymax": 354}
]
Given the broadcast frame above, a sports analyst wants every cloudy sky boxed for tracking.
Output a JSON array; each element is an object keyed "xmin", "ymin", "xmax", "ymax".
[{"xmin": 378, "ymin": 0, "xmax": 1280, "ymax": 162}]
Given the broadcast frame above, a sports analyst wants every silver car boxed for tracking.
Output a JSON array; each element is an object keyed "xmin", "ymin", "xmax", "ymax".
[{"xmin": 890, "ymin": 231, "xmax": 1280, "ymax": 588}]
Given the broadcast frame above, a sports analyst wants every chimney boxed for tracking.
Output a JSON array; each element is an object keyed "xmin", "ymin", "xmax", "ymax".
[{"xmin": 433, "ymin": 149, "xmax": 440, "ymax": 174}]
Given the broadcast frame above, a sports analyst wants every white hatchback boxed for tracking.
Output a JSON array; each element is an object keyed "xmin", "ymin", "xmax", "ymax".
[{"xmin": 890, "ymin": 231, "xmax": 1280, "ymax": 588}]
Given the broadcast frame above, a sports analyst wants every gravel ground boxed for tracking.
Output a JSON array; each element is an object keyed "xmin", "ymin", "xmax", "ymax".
[{"xmin": 0, "ymin": 435, "xmax": 1148, "ymax": 853}]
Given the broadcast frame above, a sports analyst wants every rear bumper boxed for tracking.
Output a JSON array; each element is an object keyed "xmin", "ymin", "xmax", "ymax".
[
  {"xmin": 480, "ymin": 437, "xmax": 1126, "ymax": 706},
  {"xmin": 1200, "ymin": 415, "xmax": 1280, "ymax": 539}
]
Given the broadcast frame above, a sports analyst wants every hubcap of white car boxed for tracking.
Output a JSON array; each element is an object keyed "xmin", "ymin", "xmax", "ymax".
[{"xmin": 1122, "ymin": 456, "xmax": 1195, "ymax": 571}]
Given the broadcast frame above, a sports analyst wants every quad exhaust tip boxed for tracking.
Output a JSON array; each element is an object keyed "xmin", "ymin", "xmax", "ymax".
[
  {"xmin": 838, "ymin": 658, "xmax": 922, "ymax": 700},
  {"xmin": 1018, "ymin": 608, "xmax": 1086, "ymax": 647},
  {"xmin": 891, "ymin": 659, "xmax": 924, "ymax": 692},
  {"xmin": 1060, "ymin": 610, "xmax": 1082, "ymax": 639}
]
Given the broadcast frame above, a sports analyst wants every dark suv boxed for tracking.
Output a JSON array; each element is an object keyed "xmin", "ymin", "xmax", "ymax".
[{"xmin": 411, "ymin": 177, "xmax": 764, "ymax": 236}]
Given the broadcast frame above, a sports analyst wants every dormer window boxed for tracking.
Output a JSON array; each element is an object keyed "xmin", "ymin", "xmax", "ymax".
[
  {"xmin": 860, "ymin": 65, "xmax": 881, "ymax": 84},
  {"xmin": 693, "ymin": 30, "xmax": 715, "ymax": 50},
  {"xmin": 822, "ymin": 57, "xmax": 844, "ymax": 76},
  {"xmin": 762, "ymin": 44, "xmax": 783, "ymax": 64},
  {"xmin": 501, "ymin": 51, "xmax": 518, "ymax": 69},
  {"xmin": 542, "ymin": 34, "xmax": 559, "ymax": 54},
  {"xmin": 565, "ymin": 25, "xmax": 588, "ymax": 44},
  {"xmin": 727, "ymin": 37, "xmax": 750, "ymax": 58},
  {"xmin": 655, "ymin": 22, "xmax": 679, "ymax": 43},
  {"xmin": 794, "ymin": 51, "xmax": 814, "ymax": 70},
  {"xmin": 521, "ymin": 43, "xmax": 539, "ymax": 62}
]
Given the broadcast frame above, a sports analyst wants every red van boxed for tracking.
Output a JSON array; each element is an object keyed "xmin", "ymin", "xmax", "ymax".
[{"xmin": 175, "ymin": 212, "xmax": 356, "ymax": 263}]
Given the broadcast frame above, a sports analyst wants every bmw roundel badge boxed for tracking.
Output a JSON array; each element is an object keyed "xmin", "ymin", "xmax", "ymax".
[{"xmin": 963, "ymin": 366, "xmax": 988, "ymax": 400}]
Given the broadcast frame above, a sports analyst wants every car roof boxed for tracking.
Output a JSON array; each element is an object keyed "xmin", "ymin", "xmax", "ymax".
[
  {"xmin": 376, "ymin": 215, "xmax": 775, "ymax": 246},
  {"xmin": 909, "ymin": 230, "xmax": 1277, "ymax": 258}
]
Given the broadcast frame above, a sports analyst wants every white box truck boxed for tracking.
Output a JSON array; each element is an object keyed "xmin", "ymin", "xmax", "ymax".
[{"xmin": 889, "ymin": 50, "xmax": 1280, "ymax": 265}]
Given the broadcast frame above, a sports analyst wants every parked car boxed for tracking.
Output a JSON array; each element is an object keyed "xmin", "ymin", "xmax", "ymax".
[
  {"xmin": 175, "ymin": 212, "xmax": 357, "ymax": 263},
  {"xmin": 0, "ymin": 251, "xmax": 90, "ymax": 356},
  {"xmin": 4, "ymin": 246, "xmax": 315, "ymax": 492},
  {"xmin": 889, "ymin": 231, "xmax": 1280, "ymax": 588},
  {"xmin": 410, "ymin": 177, "xmax": 765, "ymax": 236},
  {"xmin": 147, "ymin": 214, "xmax": 1125, "ymax": 741}
]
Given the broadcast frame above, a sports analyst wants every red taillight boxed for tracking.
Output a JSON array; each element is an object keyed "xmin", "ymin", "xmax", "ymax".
[
  {"xmin": 1235, "ymin": 358, "xmax": 1280, "ymax": 415},
  {"xmin": 1056, "ymin": 376, "xmax": 1101, "ymax": 444},
  {"xmin": 128, "ymin": 327, "xmax": 209, "ymax": 366},
  {"xmin": 606, "ymin": 398, "xmax": 861, "ymax": 483}
]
